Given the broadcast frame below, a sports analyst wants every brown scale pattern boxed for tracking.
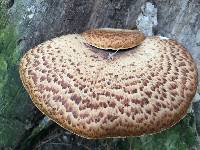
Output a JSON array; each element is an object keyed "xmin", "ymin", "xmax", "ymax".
[
  {"xmin": 19, "ymin": 34, "xmax": 198, "ymax": 139},
  {"xmin": 82, "ymin": 28, "xmax": 145, "ymax": 50}
]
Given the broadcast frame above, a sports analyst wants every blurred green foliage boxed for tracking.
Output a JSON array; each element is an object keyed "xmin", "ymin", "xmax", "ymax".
[
  {"xmin": 0, "ymin": 0, "xmax": 8, "ymax": 29},
  {"xmin": 0, "ymin": 1, "xmax": 8, "ymax": 94},
  {"xmin": 128, "ymin": 113, "xmax": 200, "ymax": 150},
  {"xmin": 0, "ymin": 1, "xmax": 30, "ymax": 148},
  {"xmin": 0, "ymin": 55, "xmax": 7, "ymax": 94}
]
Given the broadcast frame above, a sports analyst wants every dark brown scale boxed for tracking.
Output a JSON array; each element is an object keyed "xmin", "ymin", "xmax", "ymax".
[
  {"xmin": 130, "ymin": 81, "xmax": 137, "ymax": 85},
  {"xmin": 43, "ymin": 60, "xmax": 48, "ymax": 66},
  {"xmin": 81, "ymin": 97, "xmax": 91, "ymax": 105},
  {"xmin": 181, "ymin": 68, "xmax": 189, "ymax": 75},
  {"xmin": 102, "ymin": 118, "xmax": 107, "ymax": 124},
  {"xmin": 140, "ymin": 100, "xmax": 145, "ymax": 107},
  {"xmin": 190, "ymin": 67, "xmax": 195, "ymax": 72},
  {"xmin": 147, "ymin": 75, "xmax": 152, "ymax": 80},
  {"xmin": 87, "ymin": 118, "xmax": 94, "ymax": 124},
  {"xmin": 140, "ymin": 86, "xmax": 144, "ymax": 91},
  {"xmin": 68, "ymin": 88, "xmax": 75, "ymax": 93},
  {"xmin": 136, "ymin": 117, "xmax": 144, "ymax": 124},
  {"xmin": 47, "ymin": 44, "xmax": 52, "ymax": 49},
  {"xmin": 84, "ymin": 88, "xmax": 88, "ymax": 93},
  {"xmin": 132, "ymin": 108, "xmax": 139, "ymax": 115},
  {"xmin": 108, "ymin": 101, "xmax": 116, "ymax": 108},
  {"xmin": 126, "ymin": 112, "xmax": 131, "ymax": 117},
  {"xmin": 45, "ymin": 86, "xmax": 59, "ymax": 94},
  {"xmin": 168, "ymin": 83, "xmax": 177, "ymax": 90},
  {"xmin": 91, "ymin": 102, "xmax": 99, "ymax": 109},
  {"xmin": 30, "ymin": 72, "xmax": 38, "ymax": 84},
  {"xmin": 105, "ymin": 91, "xmax": 111, "ymax": 97},
  {"xmin": 131, "ymin": 99, "xmax": 138, "ymax": 105},
  {"xmin": 152, "ymin": 112, "xmax": 157, "ymax": 117},
  {"xmin": 38, "ymin": 84, "xmax": 45, "ymax": 93},
  {"xmin": 132, "ymin": 89, "xmax": 137, "ymax": 94},
  {"xmin": 64, "ymin": 103, "xmax": 72, "ymax": 112},
  {"xmin": 154, "ymin": 94, "xmax": 159, "ymax": 99},
  {"xmin": 40, "ymin": 76, "xmax": 46, "ymax": 82},
  {"xmin": 47, "ymin": 77, "xmax": 52, "ymax": 83},
  {"xmin": 60, "ymin": 80, "xmax": 69, "ymax": 89},
  {"xmin": 170, "ymin": 91, "xmax": 178, "ymax": 97},
  {"xmin": 92, "ymin": 92, "xmax": 96, "ymax": 98},
  {"xmin": 114, "ymin": 95, "xmax": 123, "ymax": 102},
  {"xmin": 142, "ymin": 98, "xmax": 149, "ymax": 105},
  {"xmin": 42, "ymin": 69, "xmax": 47, "ymax": 73},
  {"xmin": 74, "ymin": 83, "xmax": 79, "ymax": 87},
  {"xmin": 53, "ymin": 77, "xmax": 58, "ymax": 82},
  {"xmin": 150, "ymin": 86, "xmax": 156, "ymax": 91},
  {"xmin": 152, "ymin": 104, "xmax": 160, "ymax": 113},
  {"xmin": 180, "ymin": 76, "xmax": 187, "ymax": 85},
  {"xmin": 169, "ymin": 106, "xmax": 173, "ymax": 111},
  {"xmin": 145, "ymin": 91, "xmax": 152, "ymax": 98},
  {"xmin": 143, "ymin": 79, "xmax": 149, "ymax": 86},
  {"xmin": 99, "ymin": 112, "xmax": 104, "ymax": 118},
  {"xmin": 173, "ymin": 104, "xmax": 178, "ymax": 109},
  {"xmin": 72, "ymin": 111, "xmax": 78, "ymax": 119},
  {"xmin": 71, "ymin": 94, "xmax": 82, "ymax": 105},
  {"xmin": 107, "ymin": 115, "xmax": 118, "ymax": 122},
  {"xmin": 162, "ymin": 92, "xmax": 167, "ymax": 98},
  {"xmin": 99, "ymin": 102, "xmax": 107, "ymax": 108},
  {"xmin": 94, "ymin": 117, "xmax": 101, "ymax": 123},
  {"xmin": 125, "ymin": 82, "xmax": 129, "ymax": 86},
  {"xmin": 59, "ymin": 110, "xmax": 64, "ymax": 115},
  {"xmin": 113, "ymin": 84, "xmax": 122, "ymax": 89},
  {"xmin": 118, "ymin": 107, "xmax": 124, "ymax": 114},
  {"xmin": 155, "ymin": 102, "xmax": 161, "ymax": 108},
  {"xmin": 122, "ymin": 99, "xmax": 130, "ymax": 107}
]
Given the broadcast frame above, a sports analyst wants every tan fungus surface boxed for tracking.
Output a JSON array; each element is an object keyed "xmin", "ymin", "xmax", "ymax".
[
  {"xmin": 19, "ymin": 34, "xmax": 198, "ymax": 138},
  {"xmin": 82, "ymin": 28, "xmax": 145, "ymax": 50}
]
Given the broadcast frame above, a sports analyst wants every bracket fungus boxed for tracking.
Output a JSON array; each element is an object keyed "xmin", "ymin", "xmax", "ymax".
[
  {"xmin": 82, "ymin": 28, "xmax": 145, "ymax": 50},
  {"xmin": 19, "ymin": 28, "xmax": 198, "ymax": 139}
]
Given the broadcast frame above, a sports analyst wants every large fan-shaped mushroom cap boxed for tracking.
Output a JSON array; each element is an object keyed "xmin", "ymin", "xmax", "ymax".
[{"xmin": 19, "ymin": 32, "xmax": 197, "ymax": 138}]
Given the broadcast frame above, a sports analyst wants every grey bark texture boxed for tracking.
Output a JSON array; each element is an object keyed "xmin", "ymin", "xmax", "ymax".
[
  {"xmin": 6, "ymin": 0, "xmax": 200, "ymax": 149},
  {"xmin": 10, "ymin": 0, "xmax": 200, "ymax": 69},
  {"xmin": 136, "ymin": 2, "xmax": 158, "ymax": 36}
]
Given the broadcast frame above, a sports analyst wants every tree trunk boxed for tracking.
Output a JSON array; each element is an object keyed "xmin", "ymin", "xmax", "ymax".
[{"xmin": 0, "ymin": 0, "xmax": 199, "ymax": 149}]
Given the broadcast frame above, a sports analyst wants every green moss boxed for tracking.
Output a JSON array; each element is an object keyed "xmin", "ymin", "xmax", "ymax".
[
  {"xmin": 0, "ymin": 26, "xmax": 19, "ymax": 64},
  {"xmin": 0, "ymin": 0, "xmax": 8, "ymax": 29},
  {"xmin": 0, "ymin": 3, "xmax": 31, "ymax": 148},
  {"xmin": 0, "ymin": 55, "xmax": 7, "ymax": 93},
  {"xmin": 127, "ymin": 113, "xmax": 199, "ymax": 150},
  {"xmin": 0, "ymin": 116, "xmax": 25, "ymax": 148}
]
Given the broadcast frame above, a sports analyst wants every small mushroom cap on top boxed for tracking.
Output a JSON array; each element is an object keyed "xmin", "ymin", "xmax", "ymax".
[
  {"xmin": 82, "ymin": 28, "xmax": 145, "ymax": 50},
  {"xmin": 19, "ymin": 33, "xmax": 198, "ymax": 139}
]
